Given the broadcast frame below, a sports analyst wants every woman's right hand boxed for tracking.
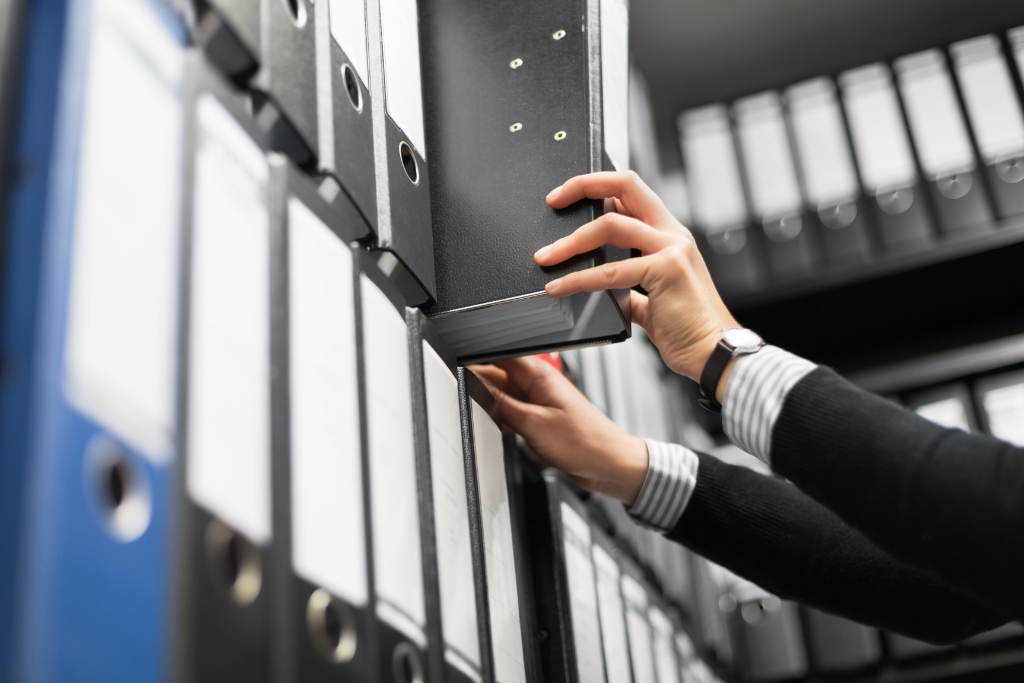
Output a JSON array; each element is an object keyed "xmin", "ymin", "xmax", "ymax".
[{"xmin": 537, "ymin": 171, "xmax": 739, "ymax": 391}]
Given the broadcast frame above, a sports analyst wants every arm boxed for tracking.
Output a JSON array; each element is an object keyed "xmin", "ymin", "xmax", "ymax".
[
  {"xmin": 671, "ymin": 450, "xmax": 1008, "ymax": 643},
  {"xmin": 470, "ymin": 358, "xmax": 1010, "ymax": 642}
]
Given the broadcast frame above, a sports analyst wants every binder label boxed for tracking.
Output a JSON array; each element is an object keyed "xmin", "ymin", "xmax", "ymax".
[
  {"xmin": 982, "ymin": 381, "xmax": 1024, "ymax": 446},
  {"xmin": 600, "ymin": 0, "xmax": 629, "ymax": 173},
  {"xmin": 621, "ymin": 574, "xmax": 657, "ymax": 683},
  {"xmin": 592, "ymin": 544, "xmax": 632, "ymax": 683},
  {"xmin": 734, "ymin": 92, "xmax": 802, "ymax": 222},
  {"xmin": 64, "ymin": 0, "xmax": 184, "ymax": 464},
  {"xmin": 952, "ymin": 36, "xmax": 1024, "ymax": 165},
  {"xmin": 786, "ymin": 78, "xmax": 860, "ymax": 208},
  {"xmin": 472, "ymin": 401, "xmax": 526, "ymax": 683},
  {"xmin": 423, "ymin": 343, "xmax": 481, "ymax": 671},
  {"xmin": 361, "ymin": 275, "xmax": 427, "ymax": 639},
  {"xmin": 328, "ymin": 0, "xmax": 369, "ymax": 87},
  {"xmin": 379, "ymin": 0, "xmax": 426, "ymax": 157},
  {"xmin": 559, "ymin": 503, "xmax": 606, "ymax": 683},
  {"xmin": 289, "ymin": 197, "xmax": 367, "ymax": 606},
  {"xmin": 679, "ymin": 106, "xmax": 748, "ymax": 231},
  {"xmin": 187, "ymin": 94, "xmax": 272, "ymax": 545}
]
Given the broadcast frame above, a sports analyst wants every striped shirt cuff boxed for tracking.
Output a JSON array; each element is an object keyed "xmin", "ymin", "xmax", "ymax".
[
  {"xmin": 722, "ymin": 345, "xmax": 816, "ymax": 464},
  {"xmin": 627, "ymin": 439, "xmax": 700, "ymax": 531}
]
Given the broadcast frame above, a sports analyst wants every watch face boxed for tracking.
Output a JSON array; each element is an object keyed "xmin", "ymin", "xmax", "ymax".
[{"xmin": 723, "ymin": 327, "xmax": 764, "ymax": 353}]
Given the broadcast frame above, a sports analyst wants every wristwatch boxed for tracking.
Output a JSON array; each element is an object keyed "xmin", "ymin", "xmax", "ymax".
[{"xmin": 698, "ymin": 328, "xmax": 765, "ymax": 412}]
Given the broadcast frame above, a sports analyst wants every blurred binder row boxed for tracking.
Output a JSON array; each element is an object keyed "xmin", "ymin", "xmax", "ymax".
[{"xmin": 675, "ymin": 29, "xmax": 1024, "ymax": 301}]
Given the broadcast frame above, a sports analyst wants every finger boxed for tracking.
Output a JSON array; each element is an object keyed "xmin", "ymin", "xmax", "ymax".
[
  {"xmin": 545, "ymin": 255, "xmax": 655, "ymax": 298},
  {"xmin": 492, "ymin": 356, "xmax": 555, "ymax": 400},
  {"xmin": 534, "ymin": 212, "xmax": 672, "ymax": 266},
  {"xmin": 629, "ymin": 290, "xmax": 650, "ymax": 331},
  {"xmin": 467, "ymin": 364, "xmax": 508, "ymax": 391},
  {"xmin": 613, "ymin": 197, "xmax": 628, "ymax": 217},
  {"xmin": 484, "ymin": 375, "xmax": 547, "ymax": 435},
  {"xmin": 546, "ymin": 171, "xmax": 673, "ymax": 225}
]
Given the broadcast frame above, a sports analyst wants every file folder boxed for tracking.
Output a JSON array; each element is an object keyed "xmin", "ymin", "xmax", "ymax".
[
  {"xmin": 459, "ymin": 367, "xmax": 531, "ymax": 683},
  {"xmin": 952, "ymin": 34, "xmax": 1024, "ymax": 219},
  {"xmin": 679, "ymin": 105, "xmax": 766, "ymax": 295},
  {"xmin": 784, "ymin": 77, "xmax": 873, "ymax": 266},
  {"xmin": 175, "ymin": 50, "xmax": 276, "ymax": 683},
  {"xmin": 620, "ymin": 558, "xmax": 659, "ymax": 683},
  {"xmin": 250, "ymin": 0, "xmax": 317, "ymax": 166},
  {"xmin": 733, "ymin": 91, "xmax": 819, "ymax": 280},
  {"xmin": 591, "ymin": 524, "xmax": 635, "ymax": 683},
  {"xmin": 268, "ymin": 154, "xmax": 377, "ymax": 682},
  {"xmin": 690, "ymin": 559, "xmax": 733, "ymax": 666},
  {"xmin": 720, "ymin": 577, "xmax": 807, "ymax": 683},
  {"xmin": 884, "ymin": 633, "xmax": 953, "ymax": 661},
  {"xmin": 524, "ymin": 472, "xmax": 608, "ymax": 682},
  {"xmin": 366, "ymin": 0, "xmax": 434, "ymax": 305},
  {"xmin": 191, "ymin": 0, "xmax": 260, "ymax": 82},
  {"xmin": 420, "ymin": 0, "xmax": 632, "ymax": 360},
  {"xmin": 839, "ymin": 63, "xmax": 933, "ymax": 252},
  {"xmin": 895, "ymin": 49, "xmax": 993, "ymax": 234},
  {"xmin": 357, "ymin": 250, "xmax": 431, "ymax": 681},
  {"xmin": 908, "ymin": 383, "xmax": 977, "ymax": 433},
  {"xmin": 650, "ymin": 602, "xmax": 682, "ymax": 683},
  {"xmin": 313, "ymin": 0, "xmax": 376, "ymax": 231},
  {"xmin": 3, "ymin": 0, "xmax": 186, "ymax": 679},
  {"xmin": 409, "ymin": 310, "xmax": 485, "ymax": 683},
  {"xmin": 801, "ymin": 609, "xmax": 880, "ymax": 675},
  {"xmin": 975, "ymin": 369, "xmax": 1024, "ymax": 446}
]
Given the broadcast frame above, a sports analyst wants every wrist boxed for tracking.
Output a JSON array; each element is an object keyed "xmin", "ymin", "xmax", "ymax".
[
  {"xmin": 716, "ymin": 355, "xmax": 739, "ymax": 405},
  {"xmin": 608, "ymin": 434, "xmax": 649, "ymax": 506}
]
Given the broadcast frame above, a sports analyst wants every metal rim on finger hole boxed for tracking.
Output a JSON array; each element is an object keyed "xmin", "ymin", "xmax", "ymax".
[
  {"xmin": 509, "ymin": 58, "xmax": 523, "ymax": 69},
  {"xmin": 553, "ymin": 130, "xmax": 566, "ymax": 141},
  {"xmin": 509, "ymin": 122, "xmax": 522, "ymax": 132},
  {"xmin": 552, "ymin": 29, "xmax": 566, "ymax": 40}
]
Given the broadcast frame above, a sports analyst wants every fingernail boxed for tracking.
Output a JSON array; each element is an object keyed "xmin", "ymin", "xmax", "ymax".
[
  {"xmin": 534, "ymin": 245, "xmax": 552, "ymax": 260},
  {"xmin": 546, "ymin": 278, "xmax": 562, "ymax": 292},
  {"xmin": 546, "ymin": 186, "xmax": 561, "ymax": 200}
]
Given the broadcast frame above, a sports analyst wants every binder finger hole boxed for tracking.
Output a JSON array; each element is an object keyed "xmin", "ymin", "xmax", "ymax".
[
  {"xmin": 282, "ymin": 0, "xmax": 307, "ymax": 28},
  {"xmin": 205, "ymin": 519, "xmax": 262, "ymax": 606},
  {"xmin": 399, "ymin": 141, "xmax": 419, "ymax": 185},
  {"xmin": 307, "ymin": 588, "xmax": 357, "ymax": 663},
  {"xmin": 341, "ymin": 64, "xmax": 362, "ymax": 111},
  {"xmin": 83, "ymin": 435, "xmax": 152, "ymax": 542},
  {"xmin": 391, "ymin": 642, "xmax": 424, "ymax": 683}
]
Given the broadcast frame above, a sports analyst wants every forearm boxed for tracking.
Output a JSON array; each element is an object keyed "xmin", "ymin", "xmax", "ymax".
[
  {"xmin": 668, "ymin": 452, "xmax": 1008, "ymax": 643},
  {"xmin": 769, "ymin": 367, "xmax": 1024, "ymax": 620}
]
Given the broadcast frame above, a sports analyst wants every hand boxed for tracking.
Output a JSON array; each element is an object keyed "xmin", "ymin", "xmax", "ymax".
[
  {"xmin": 538, "ymin": 171, "xmax": 740, "ymax": 398},
  {"xmin": 469, "ymin": 358, "xmax": 650, "ymax": 506}
]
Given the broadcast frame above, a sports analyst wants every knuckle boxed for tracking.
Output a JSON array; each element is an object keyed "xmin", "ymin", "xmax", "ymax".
[
  {"xmin": 625, "ymin": 170, "xmax": 644, "ymax": 187},
  {"xmin": 599, "ymin": 263, "xmax": 619, "ymax": 285}
]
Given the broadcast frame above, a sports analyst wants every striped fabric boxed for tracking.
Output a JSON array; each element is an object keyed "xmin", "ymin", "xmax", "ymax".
[
  {"xmin": 722, "ymin": 345, "xmax": 816, "ymax": 465},
  {"xmin": 627, "ymin": 439, "xmax": 699, "ymax": 530}
]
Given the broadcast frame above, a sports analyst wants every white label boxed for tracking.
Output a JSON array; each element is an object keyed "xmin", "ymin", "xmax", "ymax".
[
  {"xmin": 840, "ymin": 64, "xmax": 918, "ymax": 194},
  {"xmin": 379, "ymin": 0, "xmax": 426, "ymax": 156},
  {"xmin": 362, "ymin": 276, "xmax": 427, "ymax": 639},
  {"xmin": 424, "ymin": 344, "xmax": 481, "ymax": 670},
  {"xmin": 896, "ymin": 51, "xmax": 976, "ymax": 179},
  {"xmin": 915, "ymin": 397, "xmax": 971, "ymax": 432},
  {"xmin": 734, "ymin": 92, "xmax": 802, "ymax": 221},
  {"xmin": 982, "ymin": 381, "xmax": 1024, "ymax": 446},
  {"xmin": 289, "ymin": 198, "xmax": 367, "ymax": 606},
  {"xmin": 472, "ymin": 401, "xmax": 526, "ymax": 683},
  {"xmin": 786, "ymin": 78, "xmax": 860, "ymax": 207},
  {"xmin": 952, "ymin": 36, "xmax": 1024, "ymax": 164},
  {"xmin": 560, "ymin": 502, "xmax": 606, "ymax": 683},
  {"xmin": 592, "ymin": 544, "xmax": 632, "ymax": 683},
  {"xmin": 601, "ymin": 0, "xmax": 629, "ymax": 173},
  {"xmin": 187, "ymin": 95, "xmax": 272, "ymax": 545},
  {"xmin": 621, "ymin": 574, "xmax": 657, "ymax": 683},
  {"xmin": 64, "ymin": 0, "xmax": 184, "ymax": 463},
  {"xmin": 328, "ymin": 0, "xmax": 369, "ymax": 87},
  {"xmin": 679, "ymin": 106, "xmax": 748, "ymax": 231},
  {"xmin": 650, "ymin": 607, "xmax": 681, "ymax": 683}
]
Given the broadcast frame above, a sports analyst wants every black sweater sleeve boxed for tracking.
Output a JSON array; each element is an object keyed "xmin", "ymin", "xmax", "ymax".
[
  {"xmin": 771, "ymin": 367, "xmax": 1024, "ymax": 622},
  {"xmin": 668, "ymin": 452, "xmax": 1008, "ymax": 644}
]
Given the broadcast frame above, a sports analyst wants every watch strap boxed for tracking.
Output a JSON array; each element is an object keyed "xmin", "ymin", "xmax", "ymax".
[{"xmin": 698, "ymin": 339, "xmax": 734, "ymax": 412}]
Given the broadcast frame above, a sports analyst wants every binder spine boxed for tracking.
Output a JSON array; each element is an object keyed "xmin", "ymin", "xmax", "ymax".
[{"xmin": 457, "ymin": 368, "xmax": 496, "ymax": 683}]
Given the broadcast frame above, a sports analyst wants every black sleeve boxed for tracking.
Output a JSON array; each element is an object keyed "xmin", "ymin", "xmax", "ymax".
[
  {"xmin": 667, "ymin": 451, "xmax": 1009, "ymax": 644},
  {"xmin": 771, "ymin": 367, "xmax": 1024, "ymax": 623}
]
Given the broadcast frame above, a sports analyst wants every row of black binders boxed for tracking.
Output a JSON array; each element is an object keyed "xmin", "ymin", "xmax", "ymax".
[{"xmin": 678, "ymin": 28, "xmax": 1024, "ymax": 296}]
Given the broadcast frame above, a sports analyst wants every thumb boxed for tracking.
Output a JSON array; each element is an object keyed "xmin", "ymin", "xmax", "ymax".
[
  {"xmin": 475, "ymin": 371, "xmax": 543, "ymax": 436},
  {"xmin": 630, "ymin": 290, "xmax": 650, "ymax": 332}
]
